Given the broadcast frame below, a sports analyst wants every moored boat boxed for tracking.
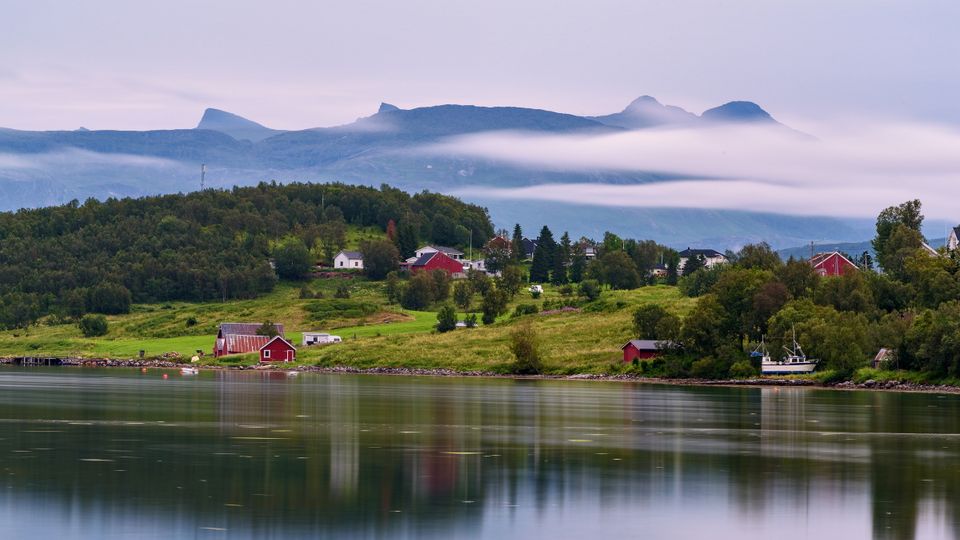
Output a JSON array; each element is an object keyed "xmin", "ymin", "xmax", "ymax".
[{"xmin": 760, "ymin": 328, "xmax": 818, "ymax": 375}]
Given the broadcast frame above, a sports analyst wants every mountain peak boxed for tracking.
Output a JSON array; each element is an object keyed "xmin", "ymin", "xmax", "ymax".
[
  {"xmin": 378, "ymin": 102, "xmax": 400, "ymax": 113},
  {"xmin": 623, "ymin": 95, "xmax": 662, "ymax": 112},
  {"xmin": 701, "ymin": 101, "xmax": 775, "ymax": 123},
  {"xmin": 196, "ymin": 108, "xmax": 280, "ymax": 142},
  {"xmin": 589, "ymin": 95, "xmax": 697, "ymax": 129}
]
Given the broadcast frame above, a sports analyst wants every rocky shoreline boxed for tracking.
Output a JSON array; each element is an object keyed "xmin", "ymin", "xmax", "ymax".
[{"xmin": 3, "ymin": 356, "xmax": 960, "ymax": 394}]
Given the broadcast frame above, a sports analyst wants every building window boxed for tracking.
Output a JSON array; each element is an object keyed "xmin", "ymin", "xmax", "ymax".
[{"xmin": 263, "ymin": 350, "xmax": 271, "ymax": 358}]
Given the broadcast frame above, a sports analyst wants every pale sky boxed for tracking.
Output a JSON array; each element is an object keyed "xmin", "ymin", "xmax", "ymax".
[{"xmin": 2, "ymin": 0, "xmax": 959, "ymax": 131}]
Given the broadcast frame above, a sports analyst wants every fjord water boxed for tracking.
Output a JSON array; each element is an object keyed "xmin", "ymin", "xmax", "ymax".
[{"xmin": 0, "ymin": 369, "xmax": 958, "ymax": 539}]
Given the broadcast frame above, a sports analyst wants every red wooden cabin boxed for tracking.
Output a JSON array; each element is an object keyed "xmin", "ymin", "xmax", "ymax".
[
  {"xmin": 808, "ymin": 251, "xmax": 858, "ymax": 277},
  {"xmin": 622, "ymin": 340, "xmax": 672, "ymax": 362},
  {"xmin": 214, "ymin": 322, "xmax": 285, "ymax": 357},
  {"xmin": 409, "ymin": 251, "xmax": 464, "ymax": 275},
  {"xmin": 259, "ymin": 335, "xmax": 297, "ymax": 363}
]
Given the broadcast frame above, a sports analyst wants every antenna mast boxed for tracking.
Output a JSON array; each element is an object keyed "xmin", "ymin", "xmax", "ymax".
[{"xmin": 200, "ymin": 164, "xmax": 206, "ymax": 191}]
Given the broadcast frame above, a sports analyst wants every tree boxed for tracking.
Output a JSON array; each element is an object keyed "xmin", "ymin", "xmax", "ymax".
[
  {"xmin": 78, "ymin": 314, "xmax": 108, "ymax": 337},
  {"xmin": 401, "ymin": 271, "xmax": 435, "ymax": 310},
  {"xmin": 751, "ymin": 281, "xmax": 791, "ymax": 336},
  {"xmin": 569, "ymin": 243, "xmax": 587, "ymax": 283},
  {"xmin": 361, "ymin": 239, "xmax": 400, "ymax": 280},
  {"xmin": 483, "ymin": 237, "xmax": 512, "ymax": 274},
  {"xmin": 879, "ymin": 224, "xmax": 925, "ymax": 280},
  {"xmin": 682, "ymin": 254, "xmax": 705, "ymax": 276},
  {"xmin": 735, "ymin": 243, "xmax": 782, "ymax": 271},
  {"xmin": 498, "ymin": 265, "xmax": 524, "ymax": 297},
  {"xmin": 633, "ymin": 304, "xmax": 680, "ymax": 341},
  {"xmin": 385, "ymin": 219, "xmax": 397, "ymax": 244},
  {"xmin": 431, "ymin": 269, "xmax": 451, "ymax": 301},
  {"xmin": 873, "ymin": 199, "xmax": 924, "ymax": 271},
  {"xmin": 273, "ymin": 236, "xmax": 313, "ymax": 279},
  {"xmin": 317, "ymin": 219, "xmax": 347, "ymax": 265},
  {"xmin": 511, "ymin": 223, "xmax": 525, "ymax": 262},
  {"xmin": 814, "ymin": 272, "xmax": 875, "ymax": 314},
  {"xmin": 86, "ymin": 283, "xmax": 132, "ymax": 315},
  {"xmin": 436, "ymin": 304, "xmax": 457, "ymax": 333},
  {"xmin": 711, "ymin": 268, "xmax": 771, "ymax": 341},
  {"xmin": 680, "ymin": 294, "xmax": 726, "ymax": 357},
  {"xmin": 776, "ymin": 257, "xmax": 819, "ymax": 299},
  {"xmin": 453, "ymin": 281, "xmax": 474, "ymax": 310},
  {"xmin": 255, "ymin": 321, "xmax": 279, "ymax": 337},
  {"xmin": 552, "ymin": 232, "xmax": 572, "ymax": 285},
  {"xmin": 597, "ymin": 251, "xmax": 640, "ymax": 290},
  {"xmin": 529, "ymin": 226, "xmax": 556, "ymax": 283},
  {"xmin": 509, "ymin": 321, "xmax": 543, "ymax": 374},
  {"xmin": 385, "ymin": 271, "xmax": 402, "ymax": 304},
  {"xmin": 397, "ymin": 219, "xmax": 419, "ymax": 259},
  {"xmin": 467, "ymin": 269, "xmax": 492, "ymax": 296},
  {"xmin": 481, "ymin": 287, "xmax": 509, "ymax": 324},
  {"xmin": 665, "ymin": 252, "xmax": 680, "ymax": 285}
]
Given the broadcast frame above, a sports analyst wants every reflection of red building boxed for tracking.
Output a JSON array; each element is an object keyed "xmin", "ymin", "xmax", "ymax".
[
  {"xmin": 259, "ymin": 336, "xmax": 297, "ymax": 362},
  {"xmin": 621, "ymin": 340, "xmax": 672, "ymax": 362},
  {"xmin": 809, "ymin": 252, "xmax": 858, "ymax": 277}
]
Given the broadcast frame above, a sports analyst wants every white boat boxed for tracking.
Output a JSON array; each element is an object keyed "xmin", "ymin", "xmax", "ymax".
[
  {"xmin": 760, "ymin": 328, "xmax": 818, "ymax": 375},
  {"xmin": 180, "ymin": 367, "xmax": 199, "ymax": 375}
]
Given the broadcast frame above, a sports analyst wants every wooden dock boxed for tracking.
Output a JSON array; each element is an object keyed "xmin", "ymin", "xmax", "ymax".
[{"xmin": 8, "ymin": 357, "xmax": 64, "ymax": 366}]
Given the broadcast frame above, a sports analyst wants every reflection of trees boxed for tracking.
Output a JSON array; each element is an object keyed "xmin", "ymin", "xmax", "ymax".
[{"xmin": 1, "ymin": 371, "xmax": 960, "ymax": 537}]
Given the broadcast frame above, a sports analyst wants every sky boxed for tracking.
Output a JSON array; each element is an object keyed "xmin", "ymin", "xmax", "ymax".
[{"xmin": 2, "ymin": 0, "xmax": 960, "ymax": 131}]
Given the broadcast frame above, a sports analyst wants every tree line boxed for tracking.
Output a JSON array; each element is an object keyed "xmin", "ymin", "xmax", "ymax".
[{"xmin": 0, "ymin": 182, "xmax": 493, "ymax": 329}]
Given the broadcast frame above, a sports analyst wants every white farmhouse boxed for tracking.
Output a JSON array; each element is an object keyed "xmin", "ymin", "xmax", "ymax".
[
  {"xmin": 948, "ymin": 226, "xmax": 960, "ymax": 252},
  {"xmin": 414, "ymin": 245, "xmax": 464, "ymax": 261},
  {"xmin": 678, "ymin": 248, "xmax": 727, "ymax": 273},
  {"xmin": 333, "ymin": 250, "xmax": 364, "ymax": 270}
]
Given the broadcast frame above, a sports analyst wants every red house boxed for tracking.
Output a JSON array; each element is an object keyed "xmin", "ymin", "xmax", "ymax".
[
  {"xmin": 214, "ymin": 322, "xmax": 285, "ymax": 357},
  {"xmin": 259, "ymin": 335, "xmax": 297, "ymax": 363},
  {"xmin": 409, "ymin": 251, "xmax": 464, "ymax": 275},
  {"xmin": 808, "ymin": 251, "xmax": 858, "ymax": 277},
  {"xmin": 621, "ymin": 340, "xmax": 673, "ymax": 362}
]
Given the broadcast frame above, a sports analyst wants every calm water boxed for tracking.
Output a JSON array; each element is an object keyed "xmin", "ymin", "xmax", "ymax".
[{"xmin": 0, "ymin": 368, "xmax": 959, "ymax": 539}]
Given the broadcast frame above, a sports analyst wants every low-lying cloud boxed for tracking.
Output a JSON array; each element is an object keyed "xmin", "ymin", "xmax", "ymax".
[{"xmin": 426, "ymin": 122, "xmax": 960, "ymax": 220}]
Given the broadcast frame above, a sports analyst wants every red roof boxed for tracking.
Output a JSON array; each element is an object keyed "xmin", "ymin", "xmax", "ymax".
[
  {"xmin": 223, "ymin": 334, "xmax": 272, "ymax": 354},
  {"xmin": 809, "ymin": 251, "xmax": 858, "ymax": 277}
]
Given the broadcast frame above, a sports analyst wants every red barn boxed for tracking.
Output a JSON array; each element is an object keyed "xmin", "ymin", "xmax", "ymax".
[
  {"xmin": 809, "ymin": 251, "xmax": 858, "ymax": 277},
  {"xmin": 409, "ymin": 251, "xmax": 464, "ymax": 275},
  {"xmin": 214, "ymin": 322, "xmax": 285, "ymax": 357},
  {"xmin": 259, "ymin": 335, "xmax": 297, "ymax": 363},
  {"xmin": 621, "ymin": 340, "xmax": 673, "ymax": 362}
]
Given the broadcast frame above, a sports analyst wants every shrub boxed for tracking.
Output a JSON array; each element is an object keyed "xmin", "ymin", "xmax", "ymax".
[
  {"xmin": 436, "ymin": 304, "xmax": 457, "ymax": 333},
  {"xmin": 402, "ymin": 272, "xmax": 435, "ymax": 310},
  {"xmin": 509, "ymin": 322, "xmax": 543, "ymax": 374},
  {"xmin": 361, "ymin": 239, "xmax": 400, "ymax": 280},
  {"xmin": 579, "ymin": 279, "xmax": 601, "ymax": 301},
  {"xmin": 531, "ymin": 289, "xmax": 541, "ymax": 299},
  {"xmin": 299, "ymin": 287, "xmax": 315, "ymax": 299},
  {"xmin": 185, "ymin": 317, "xmax": 198, "ymax": 327},
  {"xmin": 512, "ymin": 304, "xmax": 539, "ymax": 318},
  {"xmin": 464, "ymin": 313, "xmax": 478, "ymax": 328},
  {"xmin": 334, "ymin": 284, "xmax": 351, "ymax": 299},
  {"xmin": 729, "ymin": 360, "xmax": 756, "ymax": 379},
  {"xmin": 78, "ymin": 314, "xmax": 108, "ymax": 337}
]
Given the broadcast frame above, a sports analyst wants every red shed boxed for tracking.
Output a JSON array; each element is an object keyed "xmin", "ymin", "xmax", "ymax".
[
  {"xmin": 214, "ymin": 322, "xmax": 284, "ymax": 357},
  {"xmin": 409, "ymin": 251, "xmax": 464, "ymax": 275},
  {"xmin": 621, "ymin": 339, "xmax": 673, "ymax": 362},
  {"xmin": 808, "ymin": 251, "xmax": 858, "ymax": 277},
  {"xmin": 259, "ymin": 335, "xmax": 297, "ymax": 363}
]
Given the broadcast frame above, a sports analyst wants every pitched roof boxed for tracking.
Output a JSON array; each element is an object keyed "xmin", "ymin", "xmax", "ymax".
[
  {"xmin": 622, "ymin": 339, "xmax": 675, "ymax": 351},
  {"xmin": 337, "ymin": 250, "xmax": 363, "ymax": 259},
  {"xmin": 259, "ymin": 335, "xmax": 296, "ymax": 351},
  {"xmin": 410, "ymin": 252, "xmax": 439, "ymax": 267},
  {"xmin": 808, "ymin": 251, "xmax": 858, "ymax": 269},
  {"xmin": 225, "ymin": 334, "xmax": 272, "ymax": 354},
  {"xmin": 679, "ymin": 248, "xmax": 724, "ymax": 258},
  {"xmin": 219, "ymin": 322, "xmax": 285, "ymax": 337},
  {"xmin": 953, "ymin": 226, "xmax": 960, "ymax": 239}
]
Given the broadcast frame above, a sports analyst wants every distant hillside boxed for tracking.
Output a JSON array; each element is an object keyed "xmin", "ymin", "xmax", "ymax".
[{"xmin": 777, "ymin": 237, "xmax": 947, "ymax": 260}]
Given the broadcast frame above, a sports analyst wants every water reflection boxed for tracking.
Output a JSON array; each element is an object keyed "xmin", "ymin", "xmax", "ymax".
[{"xmin": 0, "ymin": 368, "xmax": 958, "ymax": 539}]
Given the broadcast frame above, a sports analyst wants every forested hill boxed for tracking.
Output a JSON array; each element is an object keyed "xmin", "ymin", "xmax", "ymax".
[{"xmin": 0, "ymin": 182, "xmax": 493, "ymax": 329}]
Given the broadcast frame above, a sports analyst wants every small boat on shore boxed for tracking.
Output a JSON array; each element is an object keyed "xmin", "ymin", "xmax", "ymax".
[
  {"xmin": 180, "ymin": 367, "xmax": 199, "ymax": 375},
  {"xmin": 760, "ymin": 328, "xmax": 818, "ymax": 375}
]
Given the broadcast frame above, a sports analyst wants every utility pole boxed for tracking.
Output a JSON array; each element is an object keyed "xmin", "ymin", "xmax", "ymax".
[{"xmin": 200, "ymin": 164, "xmax": 206, "ymax": 191}]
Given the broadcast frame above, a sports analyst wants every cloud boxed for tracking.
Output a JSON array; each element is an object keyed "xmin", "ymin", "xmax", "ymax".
[
  {"xmin": 0, "ymin": 149, "xmax": 181, "ymax": 172},
  {"xmin": 426, "ymin": 122, "xmax": 960, "ymax": 221}
]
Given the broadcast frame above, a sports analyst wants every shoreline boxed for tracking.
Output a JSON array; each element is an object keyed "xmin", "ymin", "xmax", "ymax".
[{"xmin": 3, "ymin": 357, "xmax": 959, "ymax": 395}]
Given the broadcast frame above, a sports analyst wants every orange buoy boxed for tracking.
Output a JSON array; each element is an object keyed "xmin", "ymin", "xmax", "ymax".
[
  {"xmin": 162, "ymin": 374, "xmax": 168, "ymax": 379},
  {"xmin": 141, "ymin": 368, "xmax": 148, "ymax": 373}
]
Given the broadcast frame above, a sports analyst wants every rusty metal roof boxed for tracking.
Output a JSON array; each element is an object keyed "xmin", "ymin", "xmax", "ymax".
[{"xmin": 225, "ymin": 334, "xmax": 272, "ymax": 354}]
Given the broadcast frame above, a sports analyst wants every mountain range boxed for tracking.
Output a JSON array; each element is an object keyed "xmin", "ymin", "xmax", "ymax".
[{"xmin": 0, "ymin": 96, "xmax": 870, "ymax": 248}]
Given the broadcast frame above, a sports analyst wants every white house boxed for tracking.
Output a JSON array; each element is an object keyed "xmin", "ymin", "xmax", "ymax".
[
  {"xmin": 678, "ymin": 248, "xmax": 727, "ymax": 273},
  {"xmin": 948, "ymin": 226, "xmax": 960, "ymax": 252},
  {"xmin": 333, "ymin": 250, "xmax": 364, "ymax": 270},
  {"xmin": 302, "ymin": 332, "xmax": 342, "ymax": 346},
  {"xmin": 415, "ymin": 245, "xmax": 464, "ymax": 261}
]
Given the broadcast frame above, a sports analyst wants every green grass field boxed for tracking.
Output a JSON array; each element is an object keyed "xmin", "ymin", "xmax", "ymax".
[{"xmin": 0, "ymin": 272, "xmax": 693, "ymax": 376}]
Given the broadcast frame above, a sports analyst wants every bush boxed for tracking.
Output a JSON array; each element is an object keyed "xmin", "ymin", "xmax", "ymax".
[
  {"xmin": 464, "ymin": 313, "xmax": 478, "ymax": 328},
  {"xmin": 436, "ymin": 304, "xmax": 457, "ymax": 333},
  {"xmin": 273, "ymin": 236, "xmax": 313, "ymax": 279},
  {"xmin": 361, "ymin": 239, "xmax": 400, "ymax": 280},
  {"xmin": 78, "ymin": 314, "xmax": 108, "ymax": 337},
  {"xmin": 334, "ymin": 284, "xmax": 351, "ymax": 299},
  {"xmin": 579, "ymin": 279, "xmax": 601, "ymax": 301},
  {"xmin": 729, "ymin": 360, "xmax": 756, "ymax": 379},
  {"xmin": 512, "ymin": 304, "xmax": 539, "ymax": 318},
  {"xmin": 530, "ymin": 289, "xmax": 541, "ymax": 299},
  {"xmin": 402, "ymin": 272, "xmax": 435, "ymax": 310},
  {"xmin": 185, "ymin": 317, "xmax": 198, "ymax": 327},
  {"xmin": 509, "ymin": 322, "xmax": 543, "ymax": 374}
]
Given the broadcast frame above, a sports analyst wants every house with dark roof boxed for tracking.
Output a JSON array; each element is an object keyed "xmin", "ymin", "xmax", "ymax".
[
  {"xmin": 621, "ymin": 339, "xmax": 676, "ymax": 362},
  {"xmin": 948, "ymin": 226, "xmax": 960, "ymax": 251},
  {"xmin": 334, "ymin": 250, "xmax": 364, "ymax": 269},
  {"xmin": 408, "ymin": 251, "xmax": 465, "ymax": 276},
  {"xmin": 214, "ymin": 322, "xmax": 285, "ymax": 357},
  {"xmin": 519, "ymin": 238, "xmax": 538, "ymax": 260},
  {"xmin": 415, "ymin": 245, "xmax": 464, "ymax": 261},
  {"xmin": 678, "ymin": 248, "xmax": 726, "ymax": 272}
]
